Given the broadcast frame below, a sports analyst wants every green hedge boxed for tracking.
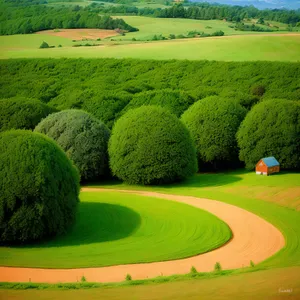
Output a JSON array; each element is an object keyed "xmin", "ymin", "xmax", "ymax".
[
  {"xmin": 35, "ymin": 109, "xmax": 110, "ymax": 182},
  {"xmin": 109, "ymin": 106, "xmax": 197, "ymax": 185},
  {"xmin": 237, "ymin": 99, "xmax": 300, "ymax": 169},
  {"xmin": 1, "ymin": 59, "xmax": 299, "ymax": 129},
  {"xmin": 0, "ymin": 97, "xmax": 57, "ymax": 132},
  {"xmin": 0, "ymin": 130, "xmax": 80, "ymax": 244},
  {"xmin": 181, "ymin": 97, "xmax": 247, "ymax": 169}
]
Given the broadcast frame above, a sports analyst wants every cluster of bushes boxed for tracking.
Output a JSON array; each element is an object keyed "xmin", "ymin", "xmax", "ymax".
[
  {"xmin": 151, "ymin": 30, "xmax": 225, "ymax": 41},
  {"xmin": 0, "ymin": 0, "xmax": 138, "ymax": 35},
  {"xmin": 232, "ymin": 23, "xmax": 274, "ymax": 32},
  {"xmin": 1, "ymin": 59, "xmax": 299, "ymax": 122},
  {"xmin": 1, "ymin": 87, "xmax": 299, "ymax": 245}
]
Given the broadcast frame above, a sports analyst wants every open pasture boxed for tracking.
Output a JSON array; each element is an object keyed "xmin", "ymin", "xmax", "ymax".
[
  {"xmin": 113, "ymin": 16, "xmax": 288, "ymax": 40},
  {"xmin": 36, "ymin": 29, "xmax": 119, "ymax": 41},
  {"xmin": 1, "ymin": 34, "xmax": 299, "ymax": 61},
  {"xmin": 0, "ymin": 192, "xmax": 231, "ymax": 268}
]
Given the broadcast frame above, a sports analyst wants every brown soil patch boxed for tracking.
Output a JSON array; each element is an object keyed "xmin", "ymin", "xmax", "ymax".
[
  {"xmin": 0, "ymin": 189, "xmax": 285, "ymax": 283},
  {"xmin": 36, "ymin": 29, "xmax": 119, "ymax": 40}
]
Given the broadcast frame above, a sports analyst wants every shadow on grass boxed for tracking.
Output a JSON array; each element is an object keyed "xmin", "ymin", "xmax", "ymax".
[{"xmin": 18, "ymin": 202, "xmax": 141, "ymax": 248}]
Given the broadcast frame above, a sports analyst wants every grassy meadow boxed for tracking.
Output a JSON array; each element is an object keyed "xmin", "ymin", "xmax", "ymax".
[
  {"xmin": 0, "ymin": 171, "xmax": 299, "ymax": 299},
  {"xmin": 0, "ymin": 192, "xmax": 231, "ymax": 268},
  {"xmin": 90, "ymin": 171, "xmax": 300, "ymax": 270},
  {"xmin": 112, "ymin": 16, "xmax": 289, "ymax": 40},
  {"xmin": 1, "ymin": 34, "xmax": 299, "ymax": 61}
]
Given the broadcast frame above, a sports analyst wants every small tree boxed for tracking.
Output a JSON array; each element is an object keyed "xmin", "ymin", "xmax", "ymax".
[
  {"xmin": 39, "ymin": 41, "xmax": 50, "ymax": 49},
  {"xmin": 190, "ymin": 266, "xmax": 198, "ymax": 274},
  {"xmin": 214, "ymin": 262, "xmax": 222, "ymax": 271},
  {"xmin": 125, "ymin": 274, "xmax": 132, "ymax": 281}
]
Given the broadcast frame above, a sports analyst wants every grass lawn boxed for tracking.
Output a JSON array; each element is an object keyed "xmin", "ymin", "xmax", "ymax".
[
  {"xmin": 89, "ymin": 171, "xmax": 300, "ymax": 270},
  {"xmin": 0, "ymin": 192, "xmax": 231, "ymax": 268},
  {"xmin": 0, "ymin": 34, "xmax": 73, "ymax": 49},
  {"xmin": 1, "ymin": 35, "xmax": 299, "ymax": 61}
]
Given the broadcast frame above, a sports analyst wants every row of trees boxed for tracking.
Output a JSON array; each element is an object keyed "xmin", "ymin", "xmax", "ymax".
[
  {"xmin": 88, "ymin": 2, "xmax": 300, "ymax": 25},
  {"xmin": 1, "ymin": 59, "xmax": 299, "ymax": 129},
  {"xmin": 0, "ymin": 0, "xmax": 137, "ymax": 35},
  {"xmin": 1, "ymin": 97, "xmax": 299, "ymax": 244}
]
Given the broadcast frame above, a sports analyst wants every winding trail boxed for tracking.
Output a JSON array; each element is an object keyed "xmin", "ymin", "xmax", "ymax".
[{"xmin": 0, "ymin": 188, "xmax": 285, "ymax": 283}]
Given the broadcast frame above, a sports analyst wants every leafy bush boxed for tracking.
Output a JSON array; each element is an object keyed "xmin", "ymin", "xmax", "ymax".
[
  {"xmin": 125, "ymin": 274, "xmax": 132, "ymax": 281},
  {"xmin": 237, "ymin": 99, "xmax": 300, "ymax": 170},
  {"xmin": 35, "ymin": 109, "xmax": 110, "ymax": 182},
  {"xmin": 214, "ymin": 262, "xmax": 222, "ymax": 271},
  {"xmin": 120, "ymin": 89, "xmax": 195, "ymax": 118},
  {"xmin": 109, "ymin": 106, "xmax": 197, "ymax": 185},
  {"xmin": 0, "ymin": 130, "xmax": 80, "ymax": 244},
  {"xmin": 0, "ymin": 97, "xmax": 57, "ymax": 132},
  {"xmin": 181, "ymin": 97, "xmax": 247, "ymax": 169},
  {"xmin": 251, "ymin": 85, "xmax": 266, "ymax": 97},
  {"xmin": 39, "ymin": 41, "xmax": 50, "ymax": 49}
]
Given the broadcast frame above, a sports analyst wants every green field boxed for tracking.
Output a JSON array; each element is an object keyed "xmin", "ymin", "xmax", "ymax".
[
  {"xmin": 0, "ymin": 192, "xmax": 231, "ymax": 268},
  {"xmin": 113, "ymin": 16, "xmax": 288, "ymax": 40},
  {"xmin": 90, "ymin": 171, "xmax": 300, "ymax": 270},
  {"xmin": 1, "ymin": 34, "xmax": 299, "ymax": 61},
  {"xmin": 1, "ymin": 171, "xmax": 299, "ymax": 299}
]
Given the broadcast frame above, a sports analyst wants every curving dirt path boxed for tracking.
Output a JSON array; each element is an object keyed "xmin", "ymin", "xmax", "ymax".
[{"xmin": 0, "ymin": 188, "xmax": 285, "ymax": 283}]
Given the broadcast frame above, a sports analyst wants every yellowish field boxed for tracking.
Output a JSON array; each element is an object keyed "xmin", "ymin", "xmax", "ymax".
[
  {"xmin": 1, "ymin": 34, "xmax": 299, "ymax": 61},
  {"xmin": 36, "ymin": 29, "xmax": 119, "ymax": 40}
]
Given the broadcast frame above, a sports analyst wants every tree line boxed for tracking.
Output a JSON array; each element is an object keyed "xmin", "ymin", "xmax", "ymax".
[
  {"xmin": 88, "ymin": 1, "xmax": 300, "ymax": 25},
  {"xmin": 0, "ymin": 0, "xmax": 137, "ymax": 35},
  {"xmin": 1, "ymin": 58, "xmax": 299, "ymax": 129}
]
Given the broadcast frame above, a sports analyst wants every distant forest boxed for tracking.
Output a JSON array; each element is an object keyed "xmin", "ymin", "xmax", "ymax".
[
  {"xmin": 95, "ymin": 1, "xmax": 300, "ymax": 24},
  {"xmin": 0, "ymin": 0, "xmax": 137, "ymax": 35},
  {"xmin": 1, "ymin": 59, "xmax": 299, "ymax": 129}
]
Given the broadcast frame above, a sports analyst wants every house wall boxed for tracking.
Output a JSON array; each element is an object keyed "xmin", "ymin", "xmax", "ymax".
[
  {"xmin": 256, "ymin": 160, "xmax": 268, "ymax": 175},
  {"xmin": 267, "ymin": 166, "xmax": 280, "ymax": 175}
]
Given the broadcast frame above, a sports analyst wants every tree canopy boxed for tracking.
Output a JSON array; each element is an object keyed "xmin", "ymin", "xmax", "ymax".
[
  {"xmin": 35, "ymin": 109, "xmax": 111, "ymax": 182},
  {"xmin": 0, "ymin": 130, "xmax": 80, "ymax": 244},
  {"xmin": 109, "ymin": 106, "xmax": 197, "ymax": 185},
  {"xmin": 237, "ymin": 99, "xmax": 300, "ymax": 169},
  {"xmin": 0, "ymin": 97, "xmax": 57, "ymax": 132},
  {"xmin": 181, "ymin": 96, "xmax": 247, "ymax": 169}
]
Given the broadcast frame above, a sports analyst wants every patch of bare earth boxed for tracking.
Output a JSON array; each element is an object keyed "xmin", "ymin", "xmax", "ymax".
[
  {"xmin": 36, "ymin": 29, "xmax": 119, "ymax": 40},
  {"xmin": 0, "ymin": 189, "xmax": 285, "ymax": 283}
]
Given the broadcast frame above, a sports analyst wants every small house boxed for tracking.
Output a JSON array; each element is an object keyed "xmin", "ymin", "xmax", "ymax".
[{"xmin": 256, "ymin": 157, "xmax": 280, "ymax": 176}]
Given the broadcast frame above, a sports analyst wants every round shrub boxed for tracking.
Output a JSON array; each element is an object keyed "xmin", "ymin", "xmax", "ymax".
[
  {"xmin": 0, "ymin": 97, "xmax": 57, "ymax": 132},
  {"xmin": 109, "ymin": 106, "xmax": 197, "ymax": 185},
  {"xmin": 181, "ymin": 97, "xmax": 247, "ymax": 169},
  {"xmin": 35, "ymin": 109, "xmax": 110, "ymax": 182},
  {"xmin": 120, "ymin": 89, "xmax": 195, "ymax": 117},
  {"xmin": 0, "ymin": 130, "xmax": 80, "ymax": 244},
  {"xmin": 237, "ymin": 99, "xmax": 300, "ymax": 169}
]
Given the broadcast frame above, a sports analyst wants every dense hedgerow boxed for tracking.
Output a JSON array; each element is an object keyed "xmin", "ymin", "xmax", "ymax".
[
  {"xmin": 35, "ymin": 110, "xmax": 110, "ymax": 182},
  {"xmin": 121, "ymin": 89, "xmax": 195, "ymax": 117},
  {"xmin": 181, "ymin": 97, "xmax": 247, "ymax": 169},
  {"xmin": 0, "ymin": 98, "xmax": 57, "ymax": 132},
  {"xmin": 237, "ymin": 99, "xmax": 300, "ymax": 169},
  {"xmin": 109, "ymin": 106, "xmax": 197, "ymax": 185},
  {"xmin": 0, "ymin": 130, "xmax": 80, "ymax": 244},
  {"xmin": 0, "ymin": 59, "xmax": 299, "ymax": 128}
]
